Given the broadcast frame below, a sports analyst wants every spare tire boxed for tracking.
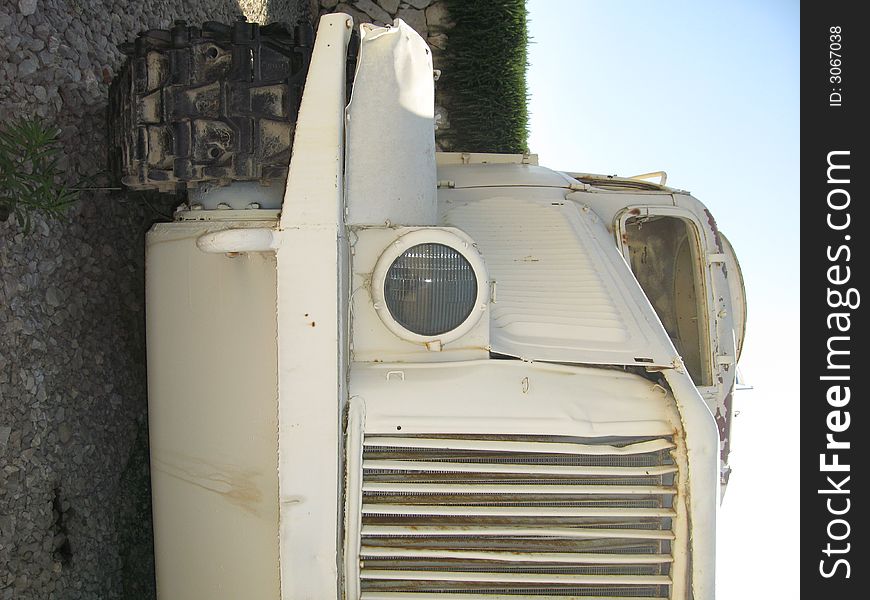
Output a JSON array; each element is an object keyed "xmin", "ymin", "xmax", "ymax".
[{"xmin": 109, "ymin": 18, "xmax": 314, "ymax": 192}]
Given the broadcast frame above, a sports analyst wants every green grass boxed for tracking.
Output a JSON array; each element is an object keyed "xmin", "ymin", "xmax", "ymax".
[{"xmin": 440, "ymin": 0, "xmax": 529, "ymax": 154}]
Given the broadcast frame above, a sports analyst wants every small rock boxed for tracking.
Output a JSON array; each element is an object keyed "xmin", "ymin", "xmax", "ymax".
[
  {"xmin": 406, "ymin": 0, "xmax": 432, "ymax": 8},
  {"xmin": 29, "ymin": 38, "xmax": 45, "ymax": 52},
  {"xmin": 377, "ymin": 0, "xmax": 400, "ymax": 14},
  {"xmin": 0, "ymin": 426, "xmax": 11, "ymax": 448},
  {"xmin": 33, "ymin": 85, "xmax": 47, "ymax": 102},
  {"xmin": 58, "ymin": 423, "xmax": 72, "ymax": 444},
  {"xmin": 58, "ymin": 43, "xmax": 75, "ymax": 60},
  {"xmin": 69, "ymin": 33, "xmax": 89, "ymax": 54},
  {"xmin": 354, "ymin": 0, "xmax": 391, "ymax": 23},
  {"xmin": 19, "ymin": 58, "xmax": 38, "ymax": 76},
  {"xmin": 425, "ymin": 1, "xmax": 452, "ymax": 31},
  {"xmin": 19, "ymin": 0, "xmax": 37, "ymax": 17},
  {"xmin": 322, "ymin": 0, "xmax": 339, "ymax": 8},
  {"xmin": 0, "ymin": 514, "xmax": 14, "ymax": 536},
  {"xmin": 14, "ymin": 574, "xmax": 28, "ymax": 590},
  {"xmin": 45, "ymin": 286, "xmax": 62, "ymax": 307},
  {"xmin": 52, "ymin": 532, "xmax": 68, "ymax": 551},
  {"xmin": 396, "ymin": 7, "xmax": 426, "ymax": 37},
  {"xmin": 427, "ymin": 32, "xmax": 447, "ymax": 49}
]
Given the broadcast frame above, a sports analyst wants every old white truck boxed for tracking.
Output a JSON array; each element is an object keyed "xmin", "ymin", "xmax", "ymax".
[{"xmin": 128, "ymin": 13, "xmax": 745, "ymax": 600}]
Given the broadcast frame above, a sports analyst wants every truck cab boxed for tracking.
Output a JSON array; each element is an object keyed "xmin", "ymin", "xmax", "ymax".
[{"xmin": 142, "ymin": 13, "xmax": 744, "ymax": 600}]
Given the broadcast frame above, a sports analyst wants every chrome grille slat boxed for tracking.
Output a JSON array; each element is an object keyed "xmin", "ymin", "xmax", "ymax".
[
  {"xmin": 364, "ymin": 437, "xmax": 675, "ymax": 455},
  {"xmin": 361, "ymin": 595, "xmax": 664, "ymax": 600},
  {"xmin": 361, "ymin": 583, "xmax": 669, "ymax": 596},
  {"xmin": 362, "ymin": 537, "xmax": 664, "ymax": 554},
  {"xmin": 363, "ymin": 505, "xmax": 676, "ymax": 518},
  {"xmin": 363, "ymin": 483, "xmax": 677, "ymax": 496},
  {"xmin": 354, "ymin": 434, "xmax": 678, "ymax": 598},
  {"xmin": 364, "ymin": 460, "xmax": 677, "ymax": 477},
  {"xmin": 359, "ymin": 547, "xmax": 673, "ymax": 564},
  {"xmin": 363, "ymin": 474, "xmax": 673, "ymax": 486},
  {"xmin": 360, "ymin": 570, "xmax": 671, "ymax": 585},
  {"xmin": 363, "ymin": 525, "xmax": 674, "ymax": 540}
]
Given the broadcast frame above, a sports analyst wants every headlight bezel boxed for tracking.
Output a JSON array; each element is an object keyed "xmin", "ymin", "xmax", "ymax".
[{"xmin": 371, "ymin": 229, "xmax": 489, "ymax": 346}]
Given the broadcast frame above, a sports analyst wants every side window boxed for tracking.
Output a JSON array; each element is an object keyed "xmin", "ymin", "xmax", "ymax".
[{"xmin": 623, "ymin": 216, "xmax": 712, "ymax": 386}]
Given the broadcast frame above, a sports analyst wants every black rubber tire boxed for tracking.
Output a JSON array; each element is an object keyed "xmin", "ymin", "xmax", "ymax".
[{"xmin": 109, "ymin": 18, "xmax": 314, "ymax": 192}]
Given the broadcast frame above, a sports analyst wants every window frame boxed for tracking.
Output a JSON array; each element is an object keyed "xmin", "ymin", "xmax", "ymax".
[{"xmin": 615, "ymin": 206, "xmax": 717, "ymax": 392}]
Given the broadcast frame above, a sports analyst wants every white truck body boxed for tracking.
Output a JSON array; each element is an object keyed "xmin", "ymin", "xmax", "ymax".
[{"xmin": 145, "ymin": 14, "xmax": 743, "ymax": 599}]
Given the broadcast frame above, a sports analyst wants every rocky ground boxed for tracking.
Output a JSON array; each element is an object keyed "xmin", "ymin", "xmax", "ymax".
[{"xmin": 1, "ymin": 2, "xmax": 309, "ymax": 598}]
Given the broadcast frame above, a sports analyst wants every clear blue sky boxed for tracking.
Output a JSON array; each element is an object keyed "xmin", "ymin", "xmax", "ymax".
[{"xmin": 526, "ymin": 1, "xmax": 799, "ymax": 597}]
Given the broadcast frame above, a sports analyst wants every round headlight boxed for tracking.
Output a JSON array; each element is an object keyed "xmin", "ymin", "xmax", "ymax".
[
  {"xmin": 372, "ymin": 229, "xmax": 489, "ymax": 345},
  {"xmin": 384, "ymin": 243, "xmax": 477, "ymax": 336}
]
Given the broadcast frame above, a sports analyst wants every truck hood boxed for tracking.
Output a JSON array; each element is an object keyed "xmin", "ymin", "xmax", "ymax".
[{"xmin": 438, "ymin": 184, "xmax": 679, "ymax": 369}]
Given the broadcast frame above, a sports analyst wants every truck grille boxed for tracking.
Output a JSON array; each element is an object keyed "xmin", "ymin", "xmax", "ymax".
[{"xmin": 351, "ymin": 434, "xmax": 679, "ymax": 599}]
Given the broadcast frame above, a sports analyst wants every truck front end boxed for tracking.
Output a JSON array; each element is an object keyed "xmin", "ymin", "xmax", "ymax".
[{"xmin": 144, "ymin": 13, "xmax": 743, "ymax": 599}]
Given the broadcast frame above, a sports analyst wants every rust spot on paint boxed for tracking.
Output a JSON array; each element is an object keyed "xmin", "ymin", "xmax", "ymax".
[
  {"xmin": 629, "ymin": 208, "xmax": 641, "ymax": 216},
  {"xmin": 703, "ymin": 208, "xmax": 724, "ymax": 252},
  {"xmin": 716, "ymin": 391, "xmax": 734, "ymax": 465},
  {"xmin": 310, "ymin": 321, "xmax": 316, "ymax": 327},
  {"xmin": 153, "ymin": 455, "xmax": 266, "ymax": 517}
]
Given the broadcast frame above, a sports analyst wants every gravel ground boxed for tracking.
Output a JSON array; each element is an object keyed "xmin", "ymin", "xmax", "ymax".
[{"xmin": 0, "ymin": 2, "xmax": 308, "ymax": 599}]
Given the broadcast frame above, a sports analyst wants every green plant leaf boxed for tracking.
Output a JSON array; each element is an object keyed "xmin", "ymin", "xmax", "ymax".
[{"xmin": 0, "ymin": 117, "xmax": 81, "ymax": 233}]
